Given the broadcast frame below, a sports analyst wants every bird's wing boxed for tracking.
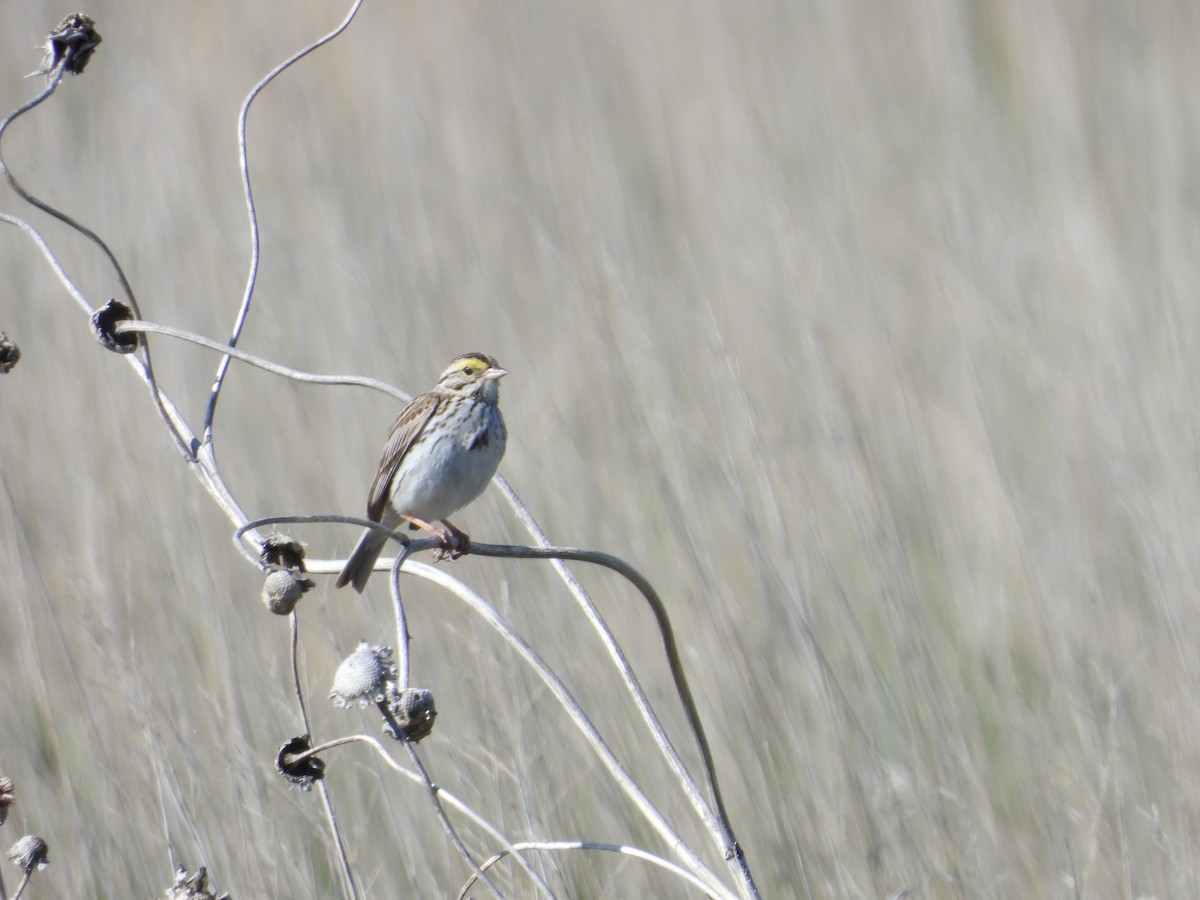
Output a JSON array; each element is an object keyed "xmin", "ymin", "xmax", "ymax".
[{"xmin": 366, "ymin": 392, "xmax": 443, "ymax": 522}]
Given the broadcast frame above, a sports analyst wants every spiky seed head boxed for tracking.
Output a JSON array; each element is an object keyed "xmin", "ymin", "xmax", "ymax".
[{"xmin": 330, "ymin": 643, "xmax": 397, "ymax": 708}]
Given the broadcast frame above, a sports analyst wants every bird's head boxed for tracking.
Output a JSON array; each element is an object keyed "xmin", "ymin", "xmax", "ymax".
[{"xmin": 437, "ymin": 352, "xmax": 507, "ymax": 400}]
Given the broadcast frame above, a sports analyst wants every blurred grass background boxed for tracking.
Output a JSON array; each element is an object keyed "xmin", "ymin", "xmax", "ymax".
[{"xmin": 2, "ymin": 0, "xmax": 1200, "ymax": 896}]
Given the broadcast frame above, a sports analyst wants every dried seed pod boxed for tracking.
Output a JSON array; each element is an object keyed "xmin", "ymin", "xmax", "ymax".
[
  {"xmin": 42, "ymin": 14, "xmax": 102, "ymax": 77},
  {"xmin": 261, "ymin": 568, "xmax": 314, "ymax": 615},
  {"xmin": 7, "ymin": 834, "xmax": 49, "ymax": 872},
  {"xmin": 382, "ymin": 686, "xmax": 437, "ymax": 743},
  {"xmin": 90, "ymin": 299, "xmax": 138, "ymax": 354},
  {"xmin": 0, "ymin": 333, "xmax": 19, "ymax": 374},
  {"xmin": 259, "ymin": 534, "xmax": 307, "ymax": 572},
  {"xmin": 275, "ymin": 735, "xmax": 324, "ymax": 791}
]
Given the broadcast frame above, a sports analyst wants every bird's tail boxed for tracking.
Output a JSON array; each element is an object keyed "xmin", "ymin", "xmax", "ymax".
[{"xmin": 334, "ymin": 527, "xmax": 391, "ymax": 592}]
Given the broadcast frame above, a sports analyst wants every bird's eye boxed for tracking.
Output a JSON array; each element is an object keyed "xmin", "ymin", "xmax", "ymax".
[{"xmin": 463, "ymin": 365, "xmax": 475, "ymax": 375}]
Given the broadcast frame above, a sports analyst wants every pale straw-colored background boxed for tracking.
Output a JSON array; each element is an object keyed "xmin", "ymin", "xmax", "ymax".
[{"xmin": 3, "ymin": 2, "xmax": 1199, "ymax": 897}]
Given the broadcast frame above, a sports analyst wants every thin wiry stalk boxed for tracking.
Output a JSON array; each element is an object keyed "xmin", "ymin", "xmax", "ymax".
[
  {"xmin": 8, "ymin": 869, "xmax": 32, "ymax": 900},
  {"xmin": 0, "ymin": 214, "xmax": 92, "ymax": 314},
  {"xmin": 317, "ymin": 778, "xmax": 360, "ymax": 900},
  {"xmin": 116, "ymin": 320, "xmax": 407, "ymax": 399},
  {"xmin": 489, "ymin": 478, "xmax": 759, "ymax": 897},
  {"xmin": 389, "ymin": 545, "xmax": 414, "ymax": 689},
  {"xmin": 204, "ymin": 0, "xmax": 368, "ymax": 443},
  {"xmin": 0, "ymin": 68, "xmax": 188, "ymax": 457},
  {"xmin": 461, "ymin": 544, "xmax": 738, "ymax": 855},
  {"xmin": 457, "ymin": 840, "xmax": 729, "ymax": 900},
  {"xmin": 290, "ymin": 611, "xmax": 311, "ymax": 733},
  {"xmin": 403, "ymin": 743, "xmax": 503, "ymax": 900},
  {"xmin": 408, "ymin": 561, "xmax": 733, "ymax": 899},
  {"xmin": 299, "ymin": 735, "xmax": 556, "ymax": 898},
  {"xmin": 292, "ymin": 612, "xmax": 359, "ymax": 900},
  {"xmin": 0, "ymin": 230, "xmax": 251, "ymax": 520},
  {"xmin": 0, "ymin": 55, "xmax": 141, "ymax": 314}
]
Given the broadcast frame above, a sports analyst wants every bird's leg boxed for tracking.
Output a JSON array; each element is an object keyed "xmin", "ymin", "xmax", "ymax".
[
  {"xmin": 440, "ymin": 518, "xmax": 471, "ymax": 560},
  {"xmin": 402, "ymin": 515, "xmax": 465, "ymax": 561}
]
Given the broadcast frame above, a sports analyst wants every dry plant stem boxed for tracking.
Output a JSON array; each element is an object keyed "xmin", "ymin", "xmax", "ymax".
[
  {"xmin": 389, "ymin": 544, "xmax": 413, "ymax": 689},
  {"xmin": 204, "ymin": 0, "xmax": 367, "ymax": 444},
  {"xmin": 470, "ymin": 539, "xmax": 734, "ymax": 840},
  {"xmin": 8, "ymin": 870, "xmax": 31, "ymax": 900},
  {"xmin": 290, "ymin": 612, "xmax": 311, "ymax": 732},
  {"xmin": 490, "ymin": 478, "xmax": 761, "ymax": 896},
  {"xmin": 302, "ymin": 736, "xmax": 556, "ymax": 898},
  {"xmin": 450, "ymin": 541, "xmax": 754, "ymax": 896},
  {"xmin": 483, "ymin": 483, "xmax": 756, "ymax": 894},
  {"xmin": 0, "ymin": 217, "xmax": 251, "ymax": 526},
  {"xmin": 402, "ymin": 743, "xmax": 503, "ymax": 900},
  {"xmin": 0, "ymin": 61, "xmax": 186, "ymax": 459},
  {"xmin": 410, "ymin": 561, "xmax": 735, "ymax": 900},
  {"xmin": 290, "ymin": 609, "xmax": 359, "ymax": 900},
  {"xmin": 116, "ymin": 320, "xmax": 407, "ymax": 399},
  {"xmin": 317, "ymin": 779, "xmax": 359, "ymax": 900},
  {"xmin": 457, "ymin": 840, "xmax": 726, "ymax": 900}
]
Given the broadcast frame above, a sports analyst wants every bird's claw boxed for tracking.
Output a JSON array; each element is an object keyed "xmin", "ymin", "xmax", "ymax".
[{"xmin": 431, "ymin": 529, "xmax": 469, "ymax": 561}]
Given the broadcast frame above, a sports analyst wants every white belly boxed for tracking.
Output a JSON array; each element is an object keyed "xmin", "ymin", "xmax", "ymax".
[{"xmin": 387, "ymin": 405, "xmax": 506, "ymax": 523}]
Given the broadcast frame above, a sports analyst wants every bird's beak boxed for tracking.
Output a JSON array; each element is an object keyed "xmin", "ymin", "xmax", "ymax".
[{"xmin": 483, "ymin": 367, "xmax": 508, "ymax": 381}]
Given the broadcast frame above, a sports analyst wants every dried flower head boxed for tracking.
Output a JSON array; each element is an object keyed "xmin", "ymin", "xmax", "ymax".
[
  {"xmin": 165, "ymin": 865, "xmax": 230, "ymax": 900},
  {"xmin": 261, "ymin": 568, "xmax": 314, "ymax": 616},
  {"xmin": 7, "ymin": 834, "xmax": 49, "ymax": 872},
  {"xmin": 0, "ymin": 777, "xmax": 13, "ymax": 826},
  {"xmin": 0, "ymin": 333, "xmax": 19, "ymax": 374},
  {"xmin": 90, "ymin": 299, "xmax": 138, "ymax": 354},
  {"xmin": 42, "ymin": 14, "xmax": 101, "ymax": 77},
  {"xmin": 275, "ymin": 735, "xmax": 324, "ymax": 791},
  {"xmin": 330, "ymin": 643, "xmax": 397, "ymax": 709},
  {"xmin": 382, "ymin": 686, "xmax": 437, "ymax": 743},
  {"xmin": 259, "ymin": 534, "xmax": 307, "ymax": 572}
]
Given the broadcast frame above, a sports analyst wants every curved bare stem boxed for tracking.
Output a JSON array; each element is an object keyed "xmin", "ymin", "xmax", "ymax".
[
  {"xmin": 488, "ymin": 479, "xmax": 758, "ymax": 895},
  {"xmin": 300, "ymin": 735, "xmax": 556, "ymax": 898},
  {"xmin": 408, "ymin": 561, "xmax": 732, "ymax": 898},
  {"xmin": 115, "ymin": 320, "xmax": 407, "ymax": 399},
  {"xmin": 0, "ymin": 73, "xmax": 187, "ymax": 456},
  {"xmin": 204, "ymin": 0, "xmax": 368, "ymax": 444}
]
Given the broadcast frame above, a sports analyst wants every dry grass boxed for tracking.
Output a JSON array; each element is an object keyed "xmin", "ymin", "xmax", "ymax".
[{"xmin": 3, "ymin": 0, "xmax": 1200, "ymax": 896}]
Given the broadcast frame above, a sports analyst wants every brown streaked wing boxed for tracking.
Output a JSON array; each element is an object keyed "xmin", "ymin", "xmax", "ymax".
[{"xmin": 366, "ymin": 391, "xmax": 445, "ymax": 522}]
